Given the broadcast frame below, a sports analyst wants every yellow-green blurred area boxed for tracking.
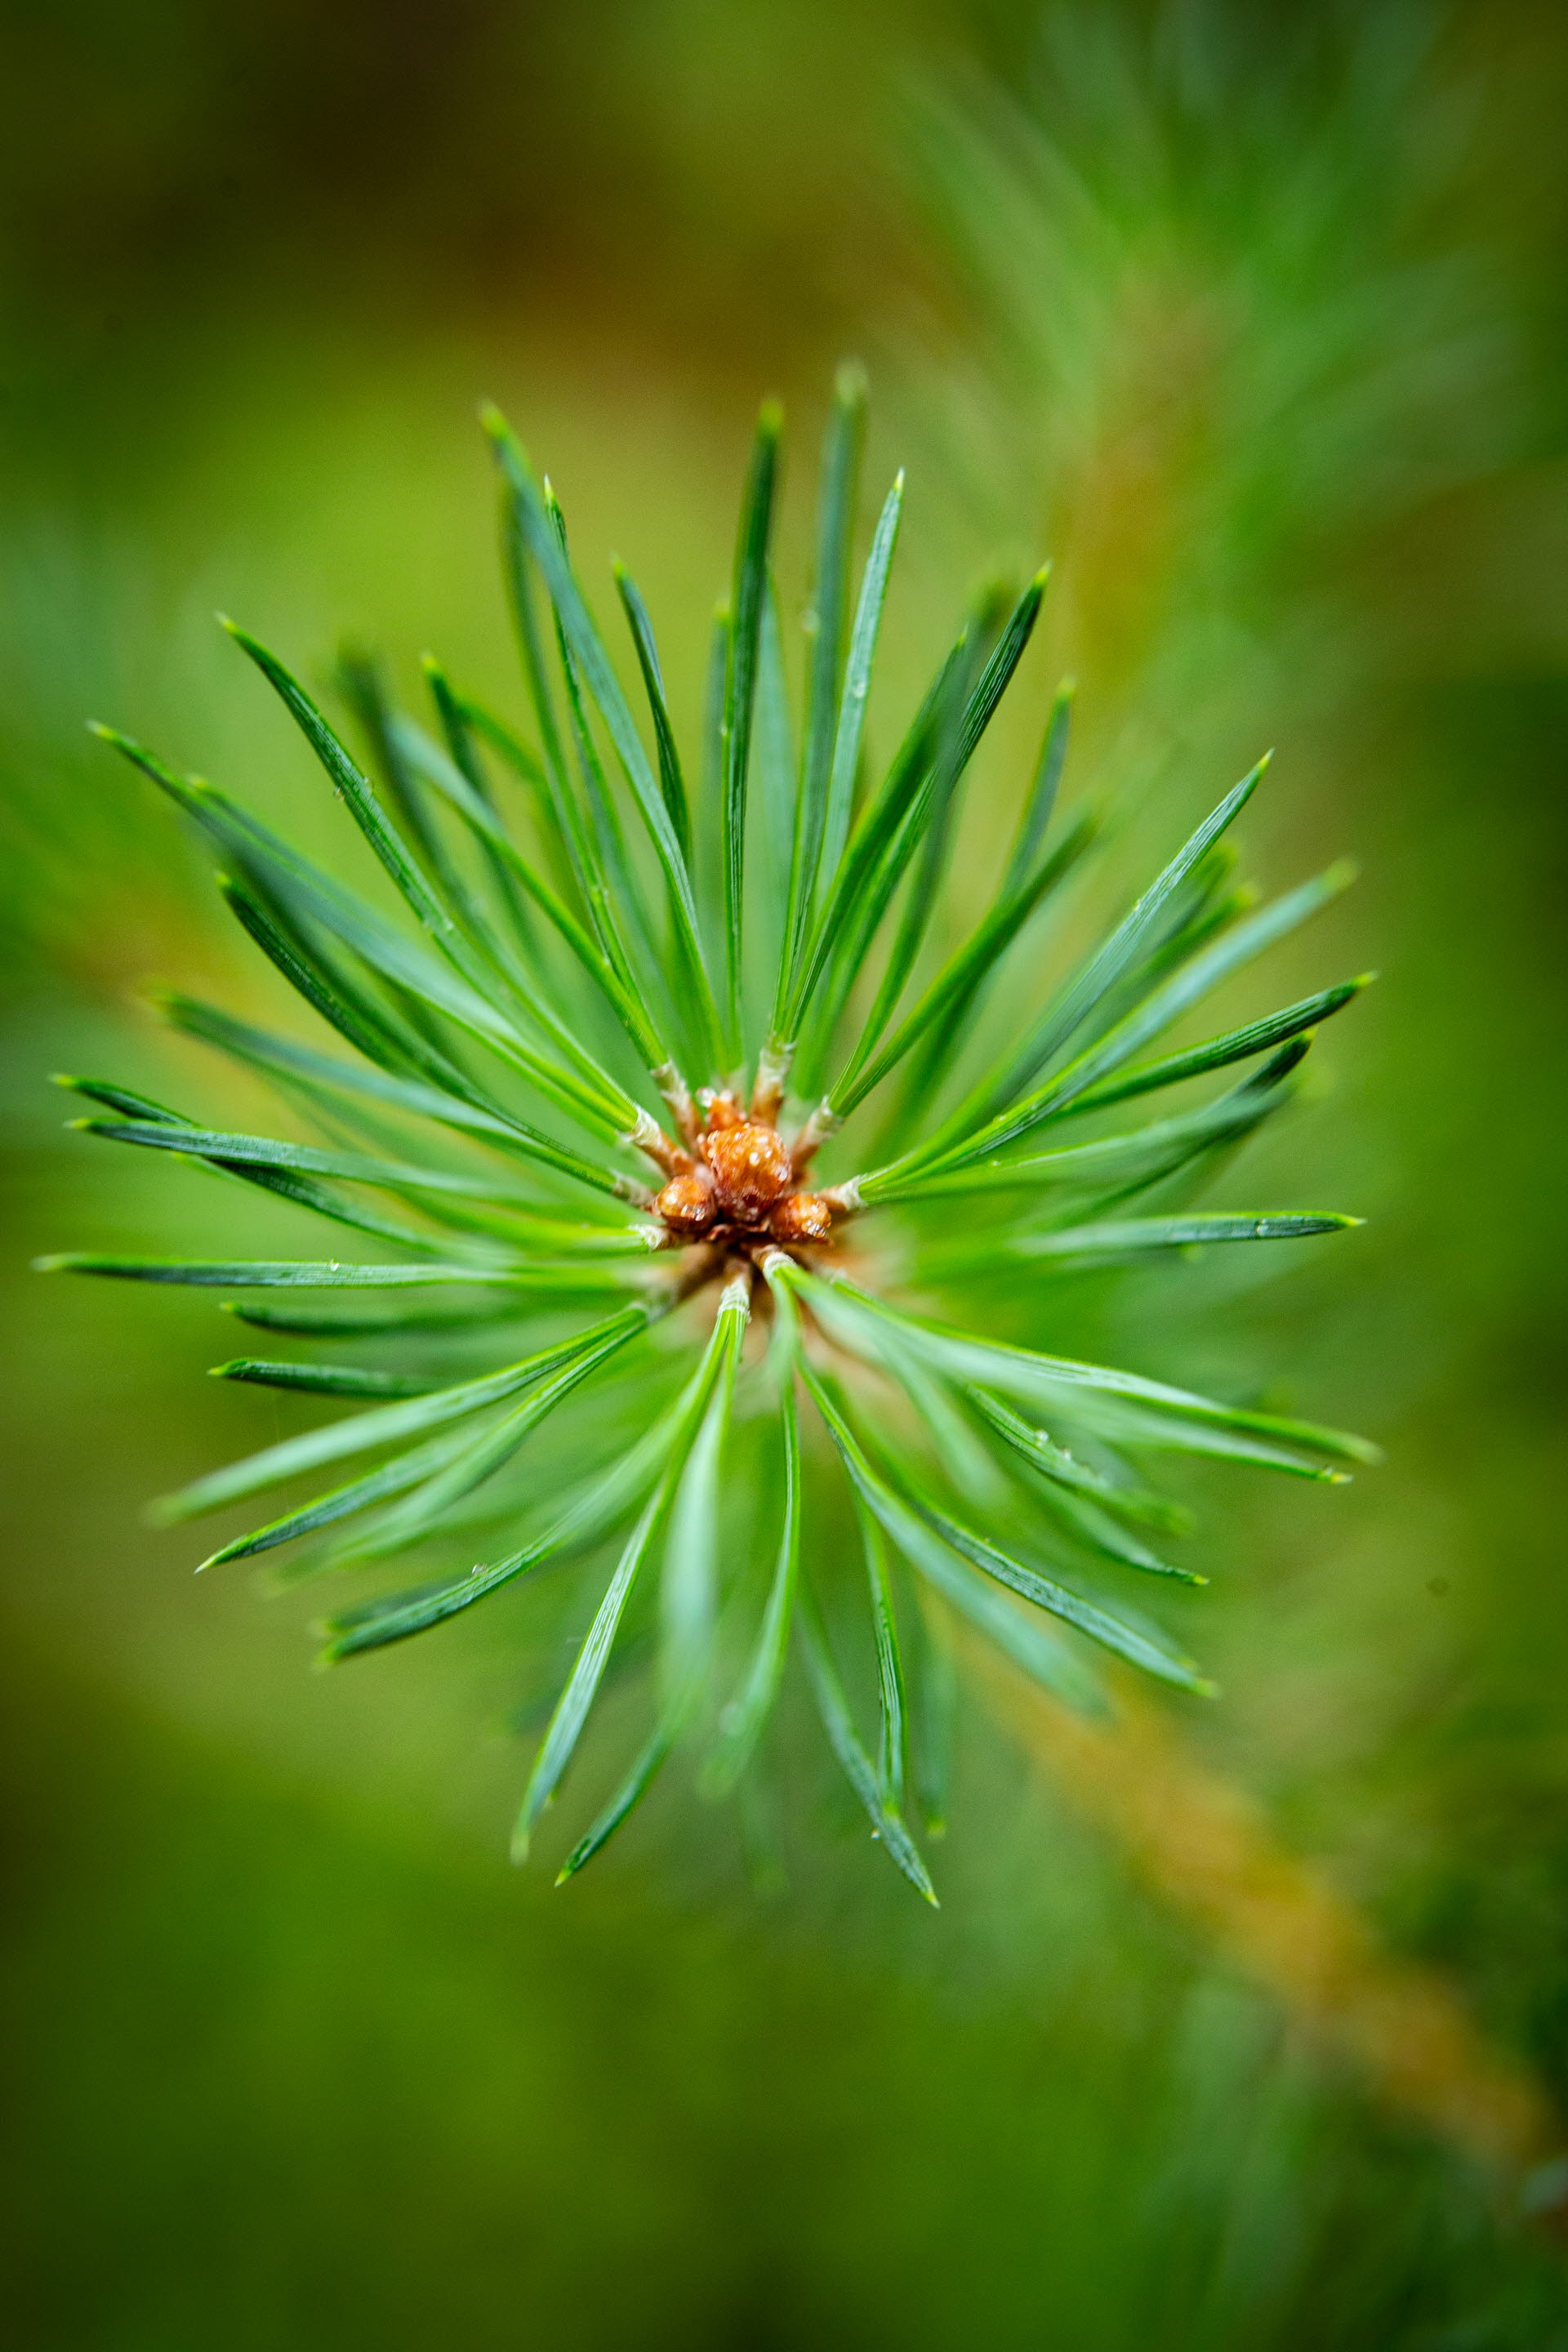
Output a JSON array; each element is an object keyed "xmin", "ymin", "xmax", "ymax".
[{"xmin": 4, "ymin": 0, "xmax": 1568, "ymax": 2342}]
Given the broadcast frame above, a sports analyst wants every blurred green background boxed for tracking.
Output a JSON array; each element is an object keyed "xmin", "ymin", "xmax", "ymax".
[{"xmin": 4, "ymin": 1, "xmax": 1568, "ymax": 2342}]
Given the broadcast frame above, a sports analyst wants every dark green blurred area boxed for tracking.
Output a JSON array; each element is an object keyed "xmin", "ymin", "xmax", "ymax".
[{"xmin": 4, "ymin": 1, "xmax": 1568, "ymax": 2343}]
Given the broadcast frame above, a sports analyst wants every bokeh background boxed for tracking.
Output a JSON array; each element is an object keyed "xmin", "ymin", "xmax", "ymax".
[{"xmin": 4, "ymin": 1, "xmax": 1568, "ymax": 2343}]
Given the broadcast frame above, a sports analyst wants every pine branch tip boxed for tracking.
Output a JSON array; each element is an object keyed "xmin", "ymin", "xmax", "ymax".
[{"xmin": 51, "ymin": 367, "xmax": 1375, "ymax": 1887}]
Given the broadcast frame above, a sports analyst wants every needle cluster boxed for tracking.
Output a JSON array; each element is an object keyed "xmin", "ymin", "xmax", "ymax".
[{"xmin": 40, "ymin": 372, "xmax": 1374, "ymax": 1897}]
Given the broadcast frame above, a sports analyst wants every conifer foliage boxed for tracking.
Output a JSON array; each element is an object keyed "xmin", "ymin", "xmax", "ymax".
[{"xmin": 42, "ymin": 376, "xmax": 1374, "ymax": 1895}]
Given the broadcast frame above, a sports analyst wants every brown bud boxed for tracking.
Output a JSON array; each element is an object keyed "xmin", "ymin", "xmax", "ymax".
[
  {"xmin": 653, "ymin": 1170, "xmax": 716, "ymax": 1240},
  {"xmin": 703, "ymin": 1120, "xmax": 793, "ymax": 1222},
  {"xmin": 701, "ymin": 1089, "xmax": 746, "ymax": 1133},
  {"xmin": 768, "ymin": 1192, "xmax": 834, "ymax": 1245}
]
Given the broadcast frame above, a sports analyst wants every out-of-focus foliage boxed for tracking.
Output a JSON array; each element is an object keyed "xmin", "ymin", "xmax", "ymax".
[
  {"xmin": 3, "ymin": 2, "xmax": 1568, "ymax": 2345},
  {"xmin": 910, "ymin": 1, "xmax": 1568, "ymax": 736}
]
